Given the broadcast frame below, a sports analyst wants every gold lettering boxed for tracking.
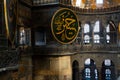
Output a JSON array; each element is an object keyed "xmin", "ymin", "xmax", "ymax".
[{"xmin": 54, "ymin": 11, "xmax": 77, "ymax": 41}]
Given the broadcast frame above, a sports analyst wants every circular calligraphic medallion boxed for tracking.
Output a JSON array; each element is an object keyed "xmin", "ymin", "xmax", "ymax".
[
  {"xmin": 51, "ymin": 8, "xmax": 79, "ymax": 44},
  {"xmin": 4, "ymin": 0, "xmax": 17, "ymax": 46}
]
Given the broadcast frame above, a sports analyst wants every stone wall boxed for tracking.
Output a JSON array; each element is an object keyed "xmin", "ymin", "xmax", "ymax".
[
  {"xmin": 33, "ymin": 56, "xmax": 72, "ymax": 80},
  {"xmin": 18, "ymin": 55, "xmax": 32, "ymax": 80}
]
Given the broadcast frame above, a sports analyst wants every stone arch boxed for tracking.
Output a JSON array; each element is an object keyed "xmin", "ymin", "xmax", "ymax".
[
  {"xmin": 82, "ymin": 58, "xmax": 99, "ymax": 80},
  {"xmin": 101, "ymin": 59, "xmax": 116, "ymax": 80}
]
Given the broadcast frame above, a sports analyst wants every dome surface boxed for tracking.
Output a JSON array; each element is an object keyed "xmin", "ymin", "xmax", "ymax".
[{"xmin": 71, "ymin": 0, "xmax": 120, "ymax": 9}]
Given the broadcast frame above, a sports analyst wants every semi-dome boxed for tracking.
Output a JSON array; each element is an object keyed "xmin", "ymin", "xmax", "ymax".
[{"xmin": 71, "ymin": 0, "xmax": 120, "ymax": 9}]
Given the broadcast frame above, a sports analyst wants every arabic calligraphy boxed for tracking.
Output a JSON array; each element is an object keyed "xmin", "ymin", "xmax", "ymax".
[{"xmin": 51, "ymin": 8, "xmax": 79, "ymax": 44}]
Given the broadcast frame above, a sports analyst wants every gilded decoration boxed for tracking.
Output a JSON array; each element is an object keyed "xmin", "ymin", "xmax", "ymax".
[
  {"xmin": 51, "ymin": 8, "xmax": 79, "ymax": 44},
  {"xmin": 4, "ymin": 0, "xmax": 17, "ymax": 46}
]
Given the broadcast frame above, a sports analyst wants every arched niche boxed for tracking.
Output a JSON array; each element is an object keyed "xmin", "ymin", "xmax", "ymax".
[{"xmin": 72, "ymin": 60, "xmax": 79, "ymax": 80}]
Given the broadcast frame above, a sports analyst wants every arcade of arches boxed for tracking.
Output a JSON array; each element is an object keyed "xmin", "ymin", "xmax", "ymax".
[{"xmin": 72, "ymin": 58, "xmax": 116, "ymax": 80}]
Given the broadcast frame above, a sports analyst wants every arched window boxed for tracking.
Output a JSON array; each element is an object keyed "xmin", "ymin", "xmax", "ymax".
[
  {"xmin": 94, "ymin": 21, "xmax": 100, "ymax": 43},
  {"xmin": 85, "ymin": 58, "xmax": 91, "ymax": 65},
  {"xmin": 106, "ymin": 24, "xmax": 110, "ymax": 43},
  {"xmin": 84, "ymin": 24, "xmax": 90, "ymax": 44},
  {"xmin": 106, "ymin": 21, "xmax": 117, "ymax": 44},
  {"xmin": 84, "ymin": 24, "xmax": 90, "ymax": 33},
  {"xmin": 101, "ymin": 59, "xmax": 116, "ymax": 80},
  {"xmin": 94, "ymin": 21, "xmax": 100, "ymax": 32},
  {"xmin": 105, "ymin": 69, "xmax": 111, "ymax": 80},
  {"xmin": 71, "ymin": 0, "xmax": 81, "ymax": 6},
  {"xmin": 84, "ymin": 35, "xmax": 90, "ymax": 43},
  {"xmin": 82, "ymin": 58, "xmax": 99, "ymax": 80},
  {"xmin": 95, "ymin": 69, "xmax": 98, "ymax": 80},
  {"xmin": 106, "ymin": 35, "xmax": 110, "ymax": 43},
  {"xmin": 94, "ymin": 34, "xmax": 100, "ymax": 43},
  {"xmin": 106, "ymin": 24, "xmax": 110, "ymax": 33},
  {"xmin": 104, "ymin": 59, "xmax": 111, "ymax": 66}
]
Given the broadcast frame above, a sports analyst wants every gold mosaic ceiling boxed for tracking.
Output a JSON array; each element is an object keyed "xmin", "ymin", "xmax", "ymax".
[{"xmin": 72, "ymin": 0, "xmax": 120, "ymax": 9}]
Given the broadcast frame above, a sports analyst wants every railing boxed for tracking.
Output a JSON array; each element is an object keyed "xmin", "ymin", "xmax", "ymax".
[{"xmin": 0, "ymin": 49, "xmax": 20, "ymax": 71}]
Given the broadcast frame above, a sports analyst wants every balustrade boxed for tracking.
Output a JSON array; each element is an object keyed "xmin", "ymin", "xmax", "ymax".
[{"xmin": 0, "ymin": 50, "xmax": 20, "ymax": 71}]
